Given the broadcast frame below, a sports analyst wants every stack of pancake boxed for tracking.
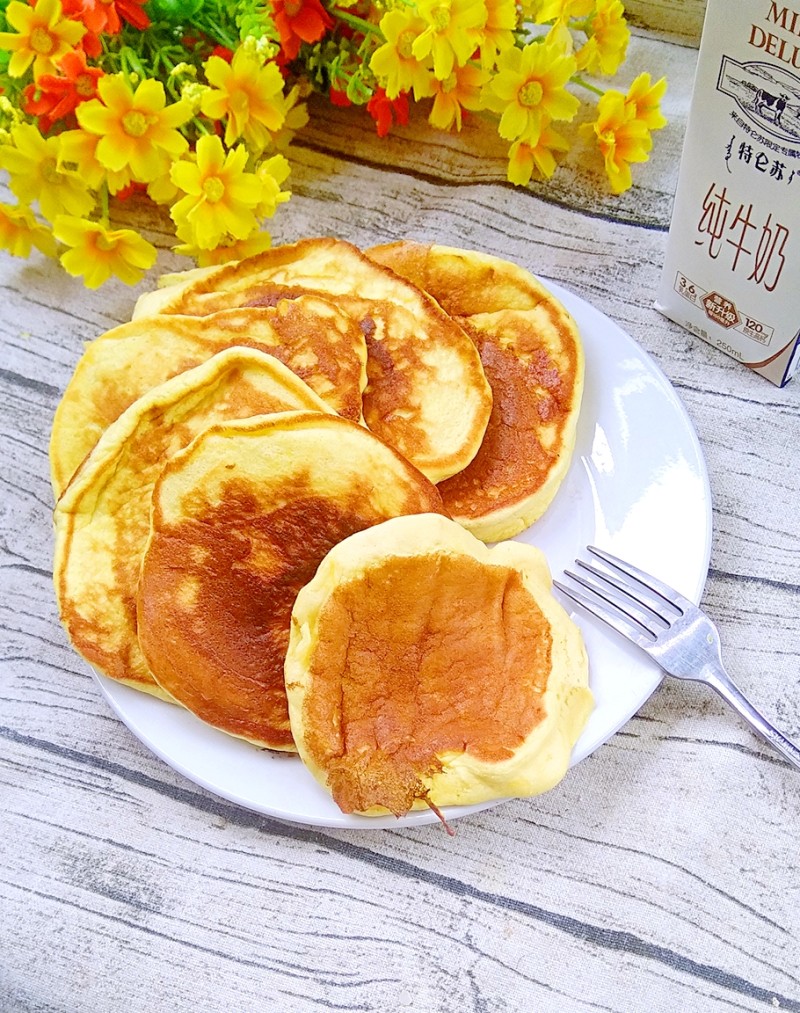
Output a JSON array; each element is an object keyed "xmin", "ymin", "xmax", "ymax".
[{"xmin": 51, "ymin": 236, "xmax": 593, "ymax": 820}]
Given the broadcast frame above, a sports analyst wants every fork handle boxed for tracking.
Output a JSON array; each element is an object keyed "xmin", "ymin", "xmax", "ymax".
[{"xmin": 705, "ymin": 668, "xmax": 800, "ymax": 771}]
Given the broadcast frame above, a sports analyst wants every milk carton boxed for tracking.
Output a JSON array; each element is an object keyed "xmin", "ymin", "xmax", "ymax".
[{"xmin": 656, "ymin": 0, "xmax": 800, "ymax": 387}]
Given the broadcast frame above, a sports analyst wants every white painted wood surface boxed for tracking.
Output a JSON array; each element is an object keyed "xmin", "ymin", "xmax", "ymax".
[{"xmin": 3, "ymin": 21, "xmax": 800, "ymax": 1013}]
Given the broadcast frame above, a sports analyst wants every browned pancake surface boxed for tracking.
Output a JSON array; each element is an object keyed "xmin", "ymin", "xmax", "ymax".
[
  {"xmin": 137, "ymin": 413, "xmax": 447, "ymax": 748},
  {"xmin": 301, "ymin": 552, "xmax": 551, "ymax": 815},
  {"xmin": 369, "ymin": 241, "xmax": 547, "ymax": 314},
  {"xmin": 53, "ymin": 351, "xmax": 332, "ymax": 696},
  {"xmin": 143, "ymin": 237, "xmax": 492, "ymax": 483},
  {"xmin": 50, "ymin": 296, "xmax": 365, "ymax": 496},
  {"xmin": 368, "ymin": 241, "xmax": 583, "ymax": 539},
  {"xmin": 439, "ymin": 307, "xmax": 580, "ymax": 521}
]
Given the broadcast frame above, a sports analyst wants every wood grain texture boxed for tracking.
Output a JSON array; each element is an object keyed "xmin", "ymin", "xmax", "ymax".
[
  {"xmin": 2, "ymin": 26, "xmax": 800, "ymax": 1013},
  {"xmin": 625, "ymin": 0, "xmax": 706, "ymax": 44}
]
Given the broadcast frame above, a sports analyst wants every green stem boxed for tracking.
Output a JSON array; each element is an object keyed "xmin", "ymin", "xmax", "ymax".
[
  {"xmin": 572, "ymin": 74, "xmax": 604, "ymax": 97},
  {"xmin": 194, "ymin": 15, "xmax": 237, "ymax": 49},
  {"xmin": 120, "ymin": 45, "xmax": 148, "ymax": 82},
  {"xmin": 333, "ymin": 9, "xmax": 384, "ymax": 39},
  {"xmin": 99, "ymin": 182, "xmax": 109, "ymax": 226}
]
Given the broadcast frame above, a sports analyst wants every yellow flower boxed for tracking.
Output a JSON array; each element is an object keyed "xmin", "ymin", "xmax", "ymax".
[
  {"xmin": 576, "ymin": 0, "xmax": 630, "ymax": 77},
  {"xmin": 53, "ymin": 216, "xmax": 157, "ymax": 288},
  {"xmin": 175, "ymin": 229, "xmax": 274, "ymax": 267},
  {"xmin": 147, "ymin": 170, "xmax": 180, "ymax": 206},
  {"xmin": 534, "ymin": 0, "xmax": 593, "ymax": 23},
  {"xmin": 371, "ymin": 10, "xmax": 436, "ymax": 101},
  {"xmin": 201, "ymin": 49, "xmax": 288, "ymax": 153},
  {"xmin": 255, "ymin": 154, "xmax": 291, "ymax": 218},
  {"xmin": 58, "ymin": 129, "xmax": 132, "ymax": 194},
  {"xmin": 507, "ymin": 123, "xmax": 570, "ymax": 184},
  {"xmin": 179, "ymin": 81, "xmax": 211, "ymax": 117},
  {"xmin": 77, "ymin": 75, "xmax": 192, "ymax": 183},
  {"xmin": 0, "ymin": 202, "xmax": 56, "ymax": 258},
  {"xmin": 429, "ymin": 63, "xmax": 489, "ymax": 131},
  {"xmin": 412, "ymin": 0, "xmax": 487, "ymax": 81},
  {"xmin": 0, "ymin": 123, "xmax": 93, "ymax": 222},
  {"xmin": 477, "ymin": 0, "xmax": 516, "ymax": 69},
  {"xmin": 483, "ymin": 39, "xmax": 579, "ymax": 141},
  {"xmin": 625, "ymin": 72, "xmax": 667, "ymax": 130},
  {"xmin": 170, "ymin": 134, "xmax": 263, "ymax": 251},
  {"xmin": 267, "ymin": 85, "xmax": 309, "ymax": 153},
  {"xmin": 0, "ymin": 0, "xmax": 85, "ymax": 79},
  {"xmin": 584, "ymin": 88, "xmax": 651, "ymax": 194}
]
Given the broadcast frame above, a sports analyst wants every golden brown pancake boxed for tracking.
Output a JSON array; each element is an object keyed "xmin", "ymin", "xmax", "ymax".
[
  {"xmin": 286, "ymin": 513, "xmax": 592, "ymax": 816},
  {"xmin": 133, "ymin": 237, "xmax": 493, "ymax": 484},
  {"xmin": 54, "ymin": 348, "xmax": 332, "ymax": 699},
  {"xmin": 50, "ymin": 296, "xmax": 366, "ymax": 497},
  {"xmin": 137, "ymin": 412, "xmax": 446, "ymax": 750},
  {"xmin": 369, "ymin": 242, "xmax": 584, "ymax": 541}
]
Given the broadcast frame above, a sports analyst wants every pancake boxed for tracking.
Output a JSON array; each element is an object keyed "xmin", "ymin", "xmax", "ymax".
[
  {"xmin": 132, "ymin": 237, "xmax": 493, "ymax": 484},
  {"xmin": 369, "ymin": 242, "xmax": 584, "ymax": 541},
  {"xmin": 137, "ymin": 412, "xmax": 446, "ymax": 749},
  {"xmin": 285, "ymin": 512, "xmax": 592, "ymax": 816},
  {"xmin": 50, "ymin": 296, "xmax": 367, "ymax": 497},
  {"xmin": 54, "ymin": 348, "xmax": 332, "ymax": 699}
]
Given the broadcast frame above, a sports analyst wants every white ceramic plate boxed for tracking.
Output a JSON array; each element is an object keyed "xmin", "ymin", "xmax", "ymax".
[{"xmin": 94, "ymin": 280, "xmax": 712, "ymax": 829}]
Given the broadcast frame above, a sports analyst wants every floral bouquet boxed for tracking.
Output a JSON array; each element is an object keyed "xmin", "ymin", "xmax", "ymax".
[{"xmin": 0, "ymin": 0, "xmax": 666, "ymax": 287}]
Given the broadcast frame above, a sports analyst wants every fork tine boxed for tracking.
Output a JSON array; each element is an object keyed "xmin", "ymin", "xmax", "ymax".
[
  {"xmin": 553, "ymin": 579, "xmax": 655, "ymax": 649},
  {"xmin": 587, "ymin": 545, "xmax": 694, "ymax": 613},
  {"xmin": 575, "ymin": 555, "xmax": 680, "ymax": 624},
  {"xmin": 564, "ymin": 566, "xmax": 664, "ymax": 635}
]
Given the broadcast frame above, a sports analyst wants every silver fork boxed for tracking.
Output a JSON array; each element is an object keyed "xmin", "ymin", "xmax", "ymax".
[{"xmin": 554, "ymin": 546, "xmax": 800, "ymax": 771}]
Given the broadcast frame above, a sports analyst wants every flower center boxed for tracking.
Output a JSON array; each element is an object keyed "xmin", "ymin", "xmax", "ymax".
[
  {"xmin": 30, "ymin": 26, "xmax": 56, "ymax": 55},
  {"xmin": 517, "ymin": 80, "xmax": 543, "ymax": 108},
  {"xmin": 95, "ymin": 232, "xmax": 118, "ymax": 252},
  {"xmin": 284, "ymin": 0, "xmax": 302, "ymax": 17},
  {"xmin": 431, "ymin": 5, "xmax": 450, "ymax": 30},
  {"xmin": 441, "ymin": 72, "xmax": 457, "ymax": 94},
  {"xmin": 75, "ymin": 73, "xmax": 96, "ymax": 98},
  {"xmin": 397, "ymin": 30, "xmax": 416, "ymax": 60},
  {"xmin": 41, "ymin": 158, "xmax": 61, "ymax": 184},
  {"xmin": 202, "ymin": 176, "xmax": 226, "ymax": 203},
  {"xmin": 231, "ymin": 91, "xmax": 249, "ymax": 115},
  {"xmin": 122, "ymin": 110, "xmax": 149, "ymax": 137}
]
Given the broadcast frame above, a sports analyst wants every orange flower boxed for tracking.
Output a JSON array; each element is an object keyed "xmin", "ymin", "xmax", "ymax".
[
  {"xmin": 0, "ymin": 0, "xmax": 86, "ymax": 79},
  {"xmin": 53, "ymin": 215, "xmax": 157, "ymax": 287},
  {"xmin": 270, "ymin": 0, "xmax": 333, "ymax": 62},
  {"xmin": 23, "ymin": 50, "xmax": 103, "ymax": 131},
  {"xmin": 329, "ymin": 87, "xmax": 351, "ymax": 107},
  {"xmin": 366, "ymin": 88, "xmax": 409, "ymax": 138},
  {"xmin": 62, "ymin": 0, "xmax": 149, "ymax": 55}
]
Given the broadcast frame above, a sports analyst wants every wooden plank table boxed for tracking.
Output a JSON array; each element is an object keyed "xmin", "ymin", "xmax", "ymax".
[{"xmin": 3, "ymin": 7, "xmax": 800, "ymax": 1011}]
